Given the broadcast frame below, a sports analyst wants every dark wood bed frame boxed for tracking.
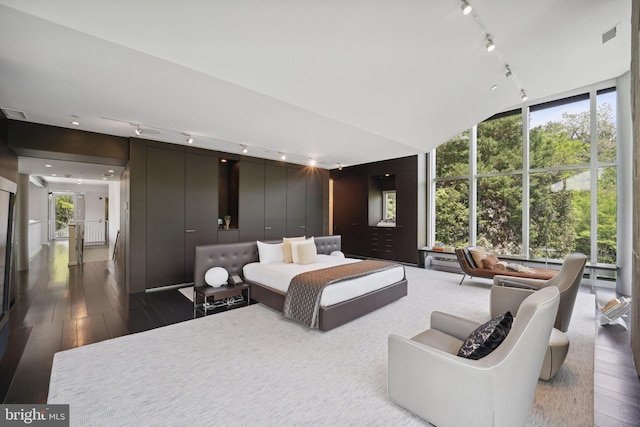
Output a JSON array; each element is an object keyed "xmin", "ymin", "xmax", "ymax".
[{"xmin": 193, "ymin": 235, "xmax": 408, "ymax": 331}]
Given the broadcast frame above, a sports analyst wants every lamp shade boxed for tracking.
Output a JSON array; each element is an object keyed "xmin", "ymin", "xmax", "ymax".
[{"xmin": 204, "ymin": 267, "xmax": 229, "ymax": 287}]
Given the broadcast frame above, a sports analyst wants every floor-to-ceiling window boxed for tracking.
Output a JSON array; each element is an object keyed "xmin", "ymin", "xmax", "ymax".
[{"xmin": 433, "ymin": 87, "xmax": 617, "ymax": 265}]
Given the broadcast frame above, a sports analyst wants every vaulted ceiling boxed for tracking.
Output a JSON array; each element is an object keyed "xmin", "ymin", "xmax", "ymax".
[{"xmin": 0, "ymin": 1, "xmax": 631, "ymax": 170}]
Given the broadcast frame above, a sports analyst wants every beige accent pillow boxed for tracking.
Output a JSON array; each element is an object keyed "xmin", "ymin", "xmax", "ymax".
[
  {"xmin": 292, "ymin": 240, "xmax": 317, "ymax": 265},
  {"xmin": 494, "ymin": 261, "xmax": 508, "ymax": 271},
  {"xmin": 483, "ymin": 254, "xmax": 499, "ymax": 270},
  {"xmin": 283, "ymin": 236, "xmax": 305, "ymax": 263},
  {"xmin": 469, "ymin": 247, "xmax": 487, "ymax": 268}
]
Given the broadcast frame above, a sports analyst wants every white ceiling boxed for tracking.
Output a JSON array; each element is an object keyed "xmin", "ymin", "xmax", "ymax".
[{"xmin": 0, "ymin": 0, "xmax": 631, "ymax": 174}]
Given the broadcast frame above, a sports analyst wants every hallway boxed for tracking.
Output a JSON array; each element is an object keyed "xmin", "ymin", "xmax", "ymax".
[{"xmin": 0, "ymin": 241, "xmax": 193, "ymax": 403}]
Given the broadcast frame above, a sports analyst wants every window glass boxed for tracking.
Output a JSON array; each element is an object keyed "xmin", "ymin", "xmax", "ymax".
[
  {"xmin": 435, "ymin": 179, "xmax": 469, "ymax": 247},
  {"xmin": 436, "ymin": 131, "xmax": 469, "ymax": 178},
  {"xmin": 477, "ymin": 175, "xmax": 522, "ymax": 255},
  {"xmin": 529, "ymin": 169, "xmax": 591, "ymax": 261},
  {"xmin": 477, "ymin": 114, "xmax": 522, "ymax": 173},
  {"xmin": 529, "ymin": 97, "xmax": 590, "ymax": 168},
  {"xmin": 383, "ymin": 190, "xmax": 396, "ymax": 221},
  {"xmin": 597, "ymin": 166, "xmax": 616, "ymax": 264},
  {"xmin": 597, "ymin": 89, "xmax": 617, "ymax": 163}
]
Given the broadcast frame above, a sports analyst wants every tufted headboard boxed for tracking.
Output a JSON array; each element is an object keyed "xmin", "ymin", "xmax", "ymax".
[{"xmin": 193, "ymin": 235, "xmax": 342, "ymax": 287}]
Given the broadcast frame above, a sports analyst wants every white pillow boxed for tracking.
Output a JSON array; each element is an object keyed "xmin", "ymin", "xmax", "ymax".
[
  {"xmin": 257, "ymin": 241, "xmax": 284, "ymax": 264},
  {"xmin": 330, "ymin": 250, "xmax": 345, "ymax": 258},
  {"xmin": 204, "ymin": 267, "xmax": 228, "ymax": 287},
  {"xmin": 291, "ymin": 238, "xmax": 317, "ymax": 265}
]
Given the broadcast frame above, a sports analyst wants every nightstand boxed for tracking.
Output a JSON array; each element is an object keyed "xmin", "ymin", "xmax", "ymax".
[{"xmin": 193, "ymin": 282, "xmax": 250, "ymax": 318}]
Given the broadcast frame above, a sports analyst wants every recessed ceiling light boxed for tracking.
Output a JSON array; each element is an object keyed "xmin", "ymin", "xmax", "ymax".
[
  {"xmin": 308, "ymin": 158, "xmax": 317, "ymax": 166},
  {"xmin": 45, "ymin": 164, "xmax": 52, "ymax": 168},
  {"xmin": 71, "ymin": 121, "xmax": 80, "ymax": 126},
  {"xmin": 221, "ymin": 159, "xmax": 227, "ymax": 163},
  {"xmin": 280, "ymin": 153, "xmax": 287, "ymax": 160},
  {"xmin": 108, "ymin": 169, "xmax": 114, "ymax": 173},
  {"xmin": 491, "ymin": 84, "xmax": 498, "ymax": 91}
]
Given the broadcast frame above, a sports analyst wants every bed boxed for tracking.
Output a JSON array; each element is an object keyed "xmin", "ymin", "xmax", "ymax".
[{"xmin": 194, "ymin": 235, "xmax": 407, "ymax": 331}]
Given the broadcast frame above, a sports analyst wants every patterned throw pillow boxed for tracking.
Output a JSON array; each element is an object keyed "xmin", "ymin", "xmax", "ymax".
[{"xmin": 457, "ymin": 312, "xmax": 513, "ymax": 360}]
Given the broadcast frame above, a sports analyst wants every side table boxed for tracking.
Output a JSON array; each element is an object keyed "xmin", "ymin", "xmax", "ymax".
[{"xmin": 193, "ymin": 282, "xmax": 250, "ymax": 318}]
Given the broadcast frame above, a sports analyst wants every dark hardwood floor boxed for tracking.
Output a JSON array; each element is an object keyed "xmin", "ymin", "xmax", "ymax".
[{"xmin": 1, "ymin": 242, "xmax": 639, "ymax": 426}]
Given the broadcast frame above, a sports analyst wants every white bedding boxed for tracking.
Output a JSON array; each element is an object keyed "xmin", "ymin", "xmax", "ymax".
[{"xmin": 242, "ymin": 254, "xmax": 405, "ymax": 307}]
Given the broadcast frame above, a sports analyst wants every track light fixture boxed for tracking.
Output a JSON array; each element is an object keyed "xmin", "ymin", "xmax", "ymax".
[
  {"xmin": 461, "ymin": 1, "xmax": 472, "ymax": 15},
  {"xmin": 187, "ymin": 136, "xmax": 193, "ymax": 144},
  {"xmin": 485, "ymin": 37, "xmax": 495, "ymax": 52},
  {"xmin": 505, "ymin": 66, "xmax": 512, "ymax": 78},
  {"xmin": 241, "ymin": 145, "xmax": 248, "ymax": 154},
  {"xmin": 463, "ymin": 8, "xmax": 527, "ymax": 102},
  {"xmin": 135, "ymin": 126, "xmax": 143, "ymax": 136},
  {"xmin": 280, "ymin": 153, "xmax": 287, "ymax": 160},
  {"xmin": 308, "ymin": 158, "xmax": 317, "ymax": 167}
]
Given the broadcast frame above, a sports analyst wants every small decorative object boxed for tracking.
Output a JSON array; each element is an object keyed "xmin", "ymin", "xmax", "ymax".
[
  {"xmin": 223, "ymin": 215, "xmax": 231, "ymax": 229},
  {"xmin": 204, "ymin": 267, "xmax": 229, "ymax": 288}
]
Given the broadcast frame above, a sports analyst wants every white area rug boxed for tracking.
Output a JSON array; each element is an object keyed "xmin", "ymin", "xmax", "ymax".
[{"xmin": 48, "ymin": 267, "xmax": 594, "ymax": 426}]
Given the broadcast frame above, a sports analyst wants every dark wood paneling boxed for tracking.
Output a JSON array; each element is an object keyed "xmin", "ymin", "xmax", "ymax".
[
  {"xmin": 185, "ymin": 152, "xmax": 219, "ymax": 282},
  {"xmin": 0, "ymin": 113, "xmax": 18, "ymax": 183},
  {"xmin": 264, "ymin": 164, "xmax": 287, "ymax": 239},
  {"xmin": 8, "ymin": 121, "xmax": 128, "ymax": 166},
  {"xmin": 305, "ymin": 168, "xmax": 324, "ymax": 237},
  {"xmin": 286, "ymin": 167, "xmax": 306, "ymax": 237},
  {"xmin": 395, "ymin": 168, "xmax": 418, "ymax": 264},
  {"xmin": 239, "ymin": 160, "xmax": 265, "ymax": 241},
  {"xmin": 146, "ymin": 146, "xmax": 186, "ymax": 288},
  {"xmin": 128, "ymin": 140, "xmax": 147, "ymax": 293},
  {"xmin": 332, "ymin": 155, "xmax": 417, "ymax": 263},
  {"xmin": 217, "ymin": 229, "xmax": 239, "ymax": 243},
  {"xmin": 332, "ymin": 172, "xmax": 368, "ymax": 256}
]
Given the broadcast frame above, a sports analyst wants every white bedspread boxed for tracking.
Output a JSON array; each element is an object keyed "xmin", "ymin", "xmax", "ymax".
[{"xmin": 243, "ymin": 255, "xmax": 405, "ymax": 307}]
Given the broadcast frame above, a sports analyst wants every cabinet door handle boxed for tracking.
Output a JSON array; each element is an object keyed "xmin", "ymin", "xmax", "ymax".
[
  {"xmin": 265, "ymin": 226, "xmax": 272, "ymax": 230},
  {"xmin": 185, "ymin": 229, "xmax": 195, "ymax": 233}
]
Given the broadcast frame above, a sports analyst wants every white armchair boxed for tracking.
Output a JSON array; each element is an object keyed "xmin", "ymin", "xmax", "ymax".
[{"xmin": 388, "ymin": 286, "xmax": 560, "ymax": 427}]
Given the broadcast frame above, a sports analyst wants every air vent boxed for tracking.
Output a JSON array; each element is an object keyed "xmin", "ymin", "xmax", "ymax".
[
  {"xmin": 1, "ymin": 108, "xmax": 27, "ymax": 120},
  {"xmin": 602, "ymin": 26, "xmax": 617, "ymax": 44}
]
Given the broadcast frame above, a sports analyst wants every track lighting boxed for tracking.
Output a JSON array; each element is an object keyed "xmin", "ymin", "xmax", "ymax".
[
  {"xmin": 185, "ymin": 134, "xmax": 193, "ymax": 144},
  {"xmin": 505, "ymin": 66, "xmax": 512, "ymax": 78},
  {"xmin": 461, "ymin": 1, "xmax": 472, "ymax": 15},
  {"xmin": 521, "ymin": 90, "xmax": 528, "ymax": 101},
  {"xmin": 308, "ymin": 158, "xmax": 317, "ymax": 167},
  {"xmin": 241, "ymin": 145, "xmax": 248, "ymax": 153},
  {"xmin": 135, "ymin": 126, "xmax": 143, "ymax": 136},
  {"xmin": 280, "ymin": 153, "xmax": 286, "ymax": 160},
  {"xmin": 485, "ymin": 37, "xmax": 495, "ymax": 52}
]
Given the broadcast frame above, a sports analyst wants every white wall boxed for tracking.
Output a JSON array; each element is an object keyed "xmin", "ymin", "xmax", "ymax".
[
  {"xmin": 616, "ymin": 71, "xmax": 633, "ymax": 296},
  {"xmin": 27, "ymin": 180, "xmax": 48, "ymax": 258},
  {"xmin": 83, "ymin": 191, "xmax": 107, "ymax": 221},
  {"xmin": 108, "ymin": 181, "xmax": 120, "ymax": 259}
]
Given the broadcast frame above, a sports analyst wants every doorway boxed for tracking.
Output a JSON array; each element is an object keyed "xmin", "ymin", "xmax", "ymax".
[{"xmin": 51, "ymin": 193, "xmax": 75, "ymax": 240}]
